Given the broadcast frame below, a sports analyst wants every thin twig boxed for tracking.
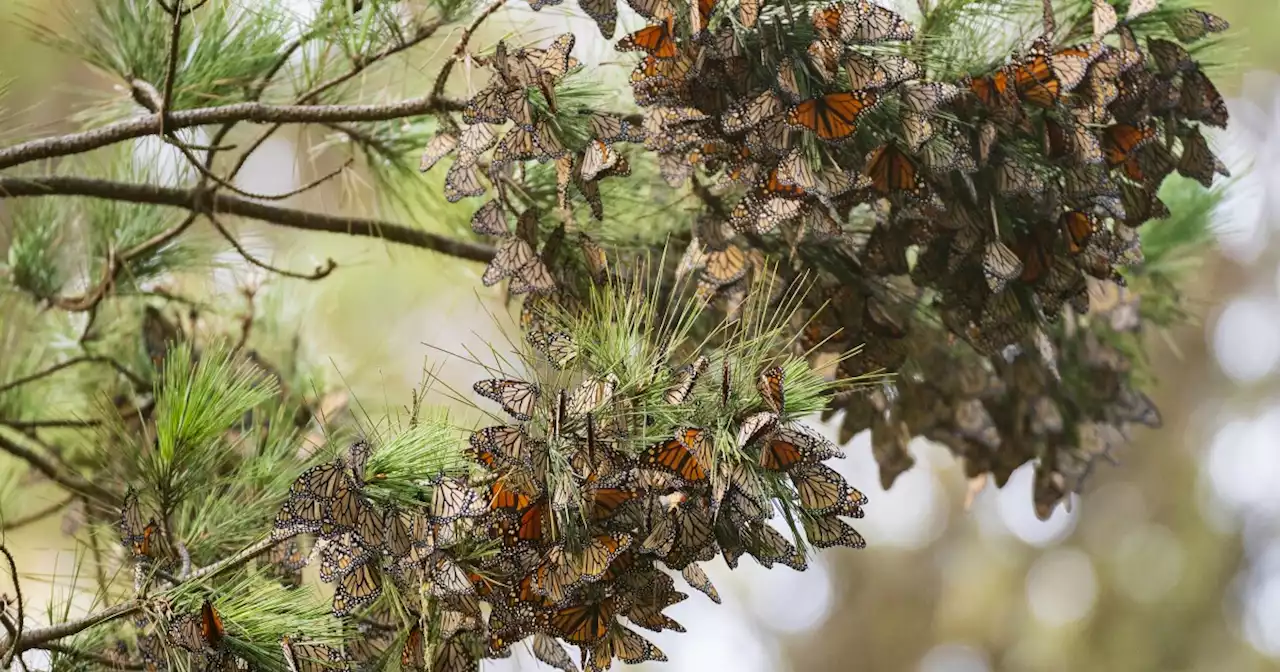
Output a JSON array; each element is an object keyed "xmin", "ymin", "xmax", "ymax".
[
  {"xmin": 431, "ymin": 0, "xmax": 508, "ymax": 98},
  {"xmin": 170, "ymin": 133, "xmax": 354, "ymax": 202},
  {"xmin": 160, "ymin": 6, "xmax": 184, "ymax": 136},
  {"xmin": 0, "ymin": 95, "xmax": 466, "ymax": 170},
  {"xmin": 0, "ymin": 432, "xmax": 117, "ymax": 506},
  {"xmin": 46, "ymin": 214, "xmax": 199, "ymax": 312},
  {"xmin": 0, "ymin": 545, "xmax": 23, "ymax": 669},
  {"xmin": 0, "ymin": 176, "xmax": 497, "ymax": 263},
  {"xmin": 206, "ymin": 214, "xmax": 337, "ymax": 280},
  {"xmin": 0, "ymin": 356, "xmax": 145, "ymax": 395},
  {"xmin": 183, "ymin": 536, "xmax": 287, "ymax": 583},
  {"xmin": 2, "ymin": 496, "xmax": 74, "ymax": 532},
  {"xmin": 227, "ymin": 18, "xmax": 446, "ymax": 182},
  {"xmin": 39, "ymin": 643, "xmax": 147, "ymax": 670},
  {"xmin": 0, "ymin": 419, "xmax": 101, "ymax": 431}
]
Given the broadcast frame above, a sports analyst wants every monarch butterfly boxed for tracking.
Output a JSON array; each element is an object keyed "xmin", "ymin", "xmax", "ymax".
[
  {"xmin": 318, "ymin": 533, "xmax": 373, "ymax": 583},
  {"xmin": 843, "ymin": 52, "xmax": 920, "ymax": 91},
  {"xmin": 680, "ymin": 563, "xmax": 721, "ymax": 604},
  {"xmin": 744, "ymin": 520, "xmax": 805, "ymax": 570},
  {"xmin": 1147, "ymin": 38, "xmax": 1194, "ymax": 75},
  {"xmin": 737, "ymin": 411, "xmax": 778, "ymax": 449},
  {"xmin": 738, "ymin": 0, "xmax": 759, "ymax": 28},
  {"xmin": 775, "ymin": 149, "xmax": 866, "ymax": 200},
  {"xmin": 789, "ymin": 460, "xmax": 852, "ymax": 514},
  {"xmin": 1046, "ymin": 113, "xmax": 1103, "ymax": 165},
  {"xmin": 1013, "ymin": 228, "xmax": 1055, "ymax": 283},
  {"xmin": 1050, "ymin": 43, "xmax": 1106, "ymax": 92},
  {"xmin": 785, "ymin": 91, "xmax": 880, "ymax": 142},
  {"xmin": 444, "ymin": 162, "xmax": 486, "ymax": 203},
  {"xmin": 470, "ymin": 426, "xmax": 535, "ymax": 470},
  {"xmin": 587, "ymin": 113, "xmax": 643, "ymax": 145},
  {"xmin": 626, "ymin": 0, "xmax": 675, "ymax": 19},
  {"xmin": 580, "ymin": 140, "xmax": 621, "ymax": 182},
  {"xmin": 1101, "ymin": 123, "xmax": 1156, "ymax": 167},
  {"xmin": 281, "ymin": 636, "xmax": 349, "ymax": 672},
  {"xmin": 900, "ymin": 82, "xmax": 960, "ymax": 115},
  {"xmin": 1126, "ymin": 0, "xmax": 1156, "ymax": 20},
  {"xmin": 470, "ymin": 200, "xmax": 508, "ymax": 237},
  {"xmin": 1167, "ymin": 8, "xmax": 1229, "ymax": 43},
  {"xmin": 617, "ymin": 16, "xmax": 678, "ymax": 59},
  {"xmin": 919, "ymin": 125, "xmax": 978, "ymax": 173},
  {"xmin": 432, "ymin": 635, "xmax": 480, "ymax": 672},
  {"xmin": 579, "ymin": 533, "xmax": 633, "ymax": 580},
  {"xmin": 700, "ymin": 244, "xmax": 750, "ymax": 286},
  {"xmin": 758, "ymin": 426, "xmax": 831, "ymax": 471},
  {"xmin": 551, "ymin": 596, "xmax": 616, "ymax": 644},
  {"xmin": 431, "ymin": 477, "xmax": 486, "ymax": 522},
  {"xmin": 624, "ymin": 592, "xmax": 686, "ymax": 633},
  {"xmin": 380, "ymin": 506, "xmax": 414, "ymax": 560},
  {"xmin": 527, "ymin": 329, "xmax": 578, "ymax": 368},
  {"xmin": 864, "ymin": 143, "xmax": 928, "ymax": 201},
  {"xmin": 489, "ymin": 479, "xmax": 534, "ymax": 513},
  {"xmin": 756, "ymin": 365, "xmax": 785, "ymax": 413},
  {"xmin": 641, "ymin": 436, "xmax": 707, "ymax": 482},
  {"xmin": 267, "ymin": 538, "xmax": 309, "ymax": 586},
  {"xmin": 804, "ymin": 515, "xmax": 867, "ymax": 549},
  {"xmin": 455, "ymin": 124, "xmax": 498, "ymax": 168},
  {"xmin": 807, "ymin": 39, "xmax": 842, "ymax": 83},
  {"xmin": 463, "ymin": 83, "xmax": 529, "ymax": 127},
  {"xmin": 532, "ymin": 634, "xmax": 576, "ymax": 672},
  {"xmin": 587, "ymin": 623, "xmax": 668, "ymax": 671},
  {"xmin": 850, "ymin": 0, "xmax": 915, "ymax": 43},
  {"xmin": 473, "ymin": 379, "xmax": 540, "ymax": 421},
  {"xmin": 590, "ymin": 486, "xmax": 638, "ymax": 521},
  {"xmin": 332, "ymin": 557, "xmax": 382, "ymax": 617},
  {"xmin": 568, "ymin": 374, "xmax": 619, "ymax": 417},
  {"xmin": 1059, "ymin": 211, "xmax": 1099, "ymax": 254},
  {"xmin": 493, "ymin": 125, "xmax": 553, "ymax": 166},
  {"xmin": 1122, "ymin": 142, "xmax": 1176, "ymax": 184},
  {"xmin": 493, "ymin": 34, "xmax": 577, "ymax": 86},
  {"xmin": 581, "ymin": 0, "xmax": 619, "ymax": 37},
  {"xmin": 1013, "ymin": 52, "xmax": 1060, "ymax": 108},
  {"xmin": 902, "ymin": 112, "xmax": 933, "ymax": 152},
  {"xmin": 994, "ymin": 157, "xmax": 1045, "ymax": 195},
  {"xmin": 1091, "ymin": 0, "xmax": 1117, "ymax": 39},
  {"xmin": 170, "ymin": 599, "xmax": 225, "ymax": 652},
  {"xmin": 742, "ymin": 113, "xmax": 793, "ymax": 157},
  {"xmin": 981, "ymin": 240, "xmax": 1024, "ymax": 293},
  {"xmin": 119, "ymin": 489, "xmax": 158, "ymax": 560},
  {"xmin": 722, "ymin": 90, "xmax": 783, "ymax": 134},
  {"xmin": 423, "ymin": 552, "xmax": 477, "ymax": 601},
  {"xmin": 420, "ymin": 132, "xmax": 458, "ymax": 173},
  {"xmin": 665, "ymin": 356, "xmax": 709, "ymax": 405},
  {"xmin": 494, "ymin": 497, "xmax": 548, "ymax": 546},
  {"xmin": 1177, "ymin": 126, "xmax": 1230, "ymax": 188},
  {"xmin": 1180, "ymin": 68, "xmax": 1229, "ymax": 128},
  {"xmin": 810, "ymin": 2, "xmax": 848, "ymax": 42}
]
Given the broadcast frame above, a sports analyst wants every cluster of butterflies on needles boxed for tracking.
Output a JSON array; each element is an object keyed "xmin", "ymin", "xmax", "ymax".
[{"xmin": 461, "ymin": 327, "xmax": 867, "ymax": 672}]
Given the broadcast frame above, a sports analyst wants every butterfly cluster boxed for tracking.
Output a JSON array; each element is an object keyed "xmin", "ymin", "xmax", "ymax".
[{"xmin": 453, "ymin": 324, "xmax": 868, "ymax": 671}]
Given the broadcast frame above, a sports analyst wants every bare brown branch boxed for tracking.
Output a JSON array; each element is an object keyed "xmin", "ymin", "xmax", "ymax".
[
  {"xmin": 0, "ymin": 96, "xmax": 466, "ymax": 170},
  {"xmin": 0, "ymin": 432, "xmax": 117, "ymax": 506},
  {"xmin": 0, "ymin": 176, "xmax": 497, "ymax": 263}
]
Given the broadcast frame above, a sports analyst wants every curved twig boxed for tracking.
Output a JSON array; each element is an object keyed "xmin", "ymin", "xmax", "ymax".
[
  {"xmin": 0, "ymin": 433, "xmax": 117, "ymax": 506},
  {"xmin": 430, "ymin": 0, "xmax": 508, "ymax": 98},
  {"xmin": 0, "ymin": 356, "xmax": 145, "ymax": 395},
  {"xmin": 0, "ymin": 419, "xmax": 101, "ymax": 431},
  {"xmin": 2, "ymin": 496, "xmax": 74, "ymax": 532},
  {"xmin": 206, "ymin": 214, "xmax": 337, "ymax": 281},
  {"xmin": 0, "ymin": 176, "xmax": 497, "ymax": 263},
  {"xmin": 0, "ymin": 545, "xmax": 23, "ymax": 669},
  {"xmin": 39, "ymin": 643, "xmax": 147, "ymax": 670}
]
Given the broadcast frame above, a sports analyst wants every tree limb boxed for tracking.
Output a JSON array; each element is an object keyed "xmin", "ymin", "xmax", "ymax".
[
  {"xmin": 0, "ymin": 176, "xmax": 497, "ymax": 263},
  {"xmin": 0, "ymin": 432, "xmax": 117, "ymax": 506},
  {"xmin": 0, "ymin": 600, "xmax": 141, "ymax": 660},
  {"xmin": 0, "ymin": 356, "xmax": 147, "ymax": 395},
  {"xmin": 0, "ymin": 96, "xmax": 466, "ymax": 170},
  {"xmin": 39, "ymin": 643, "xmax": 147, "ymax": 671},
  {"xmin": 1, "ymin": 496, "xmax": 74, "ymax": 532}
]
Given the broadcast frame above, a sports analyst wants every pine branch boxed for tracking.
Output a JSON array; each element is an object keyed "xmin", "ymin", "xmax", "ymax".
[
  {"xmin": 1, "ymin": 496, "xmax": 74, "ymax": 532},
  {"xmin": 0, "ymin": 432, "xmax": 117, "ymax": 506},
  {"xmin": 0, "ymin": 355, "xmax": 147, "ymax": 395},
  {"xmin": 0, "ymin": 176, "xmax": 497, "ymax": 263},
  {"xmin": 0, "ymin": 546, "xmax": 22, "ymax": 670},
  {"xmin": 0, "ymin": 600, "xmax": 141, "ymax": 661},
  {"xmin": 0, "ymin": 96, "xmax": 467, "ymax": 170},
  {"xmin": 38, "ymin": 643, "xmax": 147, "ymax": 671}
]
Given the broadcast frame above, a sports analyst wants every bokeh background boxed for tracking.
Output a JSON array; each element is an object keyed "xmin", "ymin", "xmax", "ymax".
[{"xmin": 2, "ymin": 0, "xmax": 1278, "ymax": 670}]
